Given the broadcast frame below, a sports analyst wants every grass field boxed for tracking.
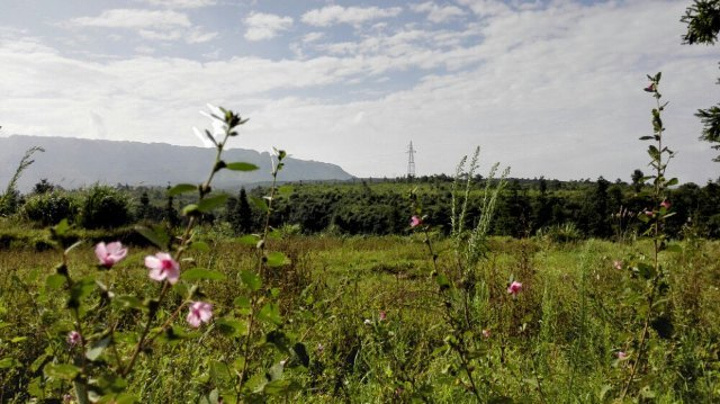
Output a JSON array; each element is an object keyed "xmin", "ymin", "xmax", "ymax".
[{"xmin": 2, "ymin": 229, "xmax": 720, "ymax": 403}]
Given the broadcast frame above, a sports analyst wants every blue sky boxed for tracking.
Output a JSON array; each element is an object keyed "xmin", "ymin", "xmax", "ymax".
[{"xmin": 0, "ymin": 0, "xmax": 718, "ymax": 183}]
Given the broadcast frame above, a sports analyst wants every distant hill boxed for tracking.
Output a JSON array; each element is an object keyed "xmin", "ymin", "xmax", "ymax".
[{"xmin": 0, "ymin": 135, "xmax": 354, "ymax": 192}]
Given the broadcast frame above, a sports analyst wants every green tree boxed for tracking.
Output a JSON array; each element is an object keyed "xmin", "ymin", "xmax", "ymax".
[
  {"xmin": 232, "ymin": 187, "xmax": 254, "ymax": 234},
  {"xmin": 631, "ymin": 169, "xmax": 645, "ymax": 192},
  {"xmin": 682, "ymin": 0, "xmax": 720, "ymax": 160}
]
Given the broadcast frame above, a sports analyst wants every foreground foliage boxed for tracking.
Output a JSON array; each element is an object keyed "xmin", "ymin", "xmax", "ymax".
[{"xmin": 2, "ymin": 234, "xmax": 720, "ymax": 402}]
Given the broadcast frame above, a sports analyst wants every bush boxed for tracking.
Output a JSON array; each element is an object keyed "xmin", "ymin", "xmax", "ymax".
[
  {"xmin": 22, "ymin": 192, "xmax": 78, "ymax": 226},
  {"xmin": 79, "ymin": 185, "xmax": 132, "ymax": 229}
]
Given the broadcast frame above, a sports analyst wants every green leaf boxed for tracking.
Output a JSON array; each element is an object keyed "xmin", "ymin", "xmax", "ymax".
[
  {"xmin": 190, "ymin": 241, "xmax": 211, "ymax": 252},
  {"xmin": 210, "ymin": 360, "xmax": 231, "ymax": 383},
  {"xmin": 237, "ymin": 234, "xmax": 260, "ymax": 246},
  {"xmin": 181, "ymin": 268, "xmax": 226, "ymax": 281},
  {"xmin": 258, "ymin": 303, "xmax": 282, "ymax": 326},
  {"xmin": 240, "ymin": 270, "xmax": 262, "ymax": 291},
  {"xmin": 167, "ymin": 183, "xmax": 197, "ymax": 197},
  {"xmin": 233, "ymin": 296, "xmax": 251, "ymax": 309},
  {"xmin": 52, "ymin": 219, "xmax": 70, "ymax": 237},
  {"xmin": 97, "ymin": 393, "xmax": 137, "ymax": 404},
  {"xmin": 182, "ymin": 204, "xmax": 200, "ymax": 217},
  {"xmin": 638, "ymin": 136, "xmax": 653, "ymax": 140},
  {"xmin": 226, "ymin": 162, "xmax": 259, "ymax": 172},
  {"xmin": 46, "ymin": 274, "xmax": 66, "ymax": 291},
  {"xmin": 265, "ymin": 251, "xmax": 290, "ymax": 268},
  {"xmin": 264, "ymin": 380, "xmax": 299, "ymax": 396},
  {"xmin": 96, "ymin": 374, "xmax": 128, "ymax": 394},
  {"xmin": 665, "ymin": 177, "xmax": 678, "ymax": 187},
  {"xmin": 68, "ymin": 278, "xmax": 96, "ymax": 308},
  {"xmin": 197, "ymin": 194, "xmax": 229, "ymax": 213},
  {"xmin": 0, "ymin": 357, "xmax": 20, "ymax": 369},
  {"xmin": 217, "ymin": 318, "xmax": 249, "ymax": 338},
  {"xmin": 249, "ymin": 196, "xmax": 269, "ymax": 213},
  {"xmin": 134, "ymin": 225, "xmax": 169, "ymax": 250},
  {"xmin": 44, "ymin": 363, "xmax": 80, "ymax": 380},
  {"xmin": 86, "ymin": 336, "xmax": 111, "ymax": 361},
  {"xmin": 114, "ymin": 295, "xmax": 145, "ymax": 311}
]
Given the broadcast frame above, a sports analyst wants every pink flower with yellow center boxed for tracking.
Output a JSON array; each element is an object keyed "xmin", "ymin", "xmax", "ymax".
[{"xmin": 145, "ymin": 252, "xmax": 180, "ymax": 284}]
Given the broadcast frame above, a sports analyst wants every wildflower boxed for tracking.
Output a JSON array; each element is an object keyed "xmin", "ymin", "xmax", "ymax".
[
  {"xmin": 617, "ymin": 351, "xmax": 628, "ymax": 360},
  {"xmin": 379, "ymin": 311, "xmax": 387, "ymax": 321},
  {"xmin": 63, "ymin": 394, "xmax": 73, "ymax": 403},
  {"xmin": 95, "ymin": 241, "xmax": 128, "ymax": 269},
  {"xmin": 317, "ymin": 343, "xmax": 325, "ymax": 353},
  {"xmin": 507, "ymin": 281, "xmax": 523, "ymax": 295},
  {"xmin": 660, "ymin": 200, "xmax": 671, "ymax": 210},
  {"xmin": 644, "ymin": 83, "xmax": 656, "ymax": 92},
  {"xmin": 145, "ymin": 252, "xmax": 180, "ymax": 284},
  {"xmin": 364, "ymin": 318, "xmax": 372, "ymax": 325},
  {"xmin": 643, "ymin": 209, "xmax": 655, "ymax": 218},
  {"xmin": 613, "ymin": 260, "xmax": 623, "ymax": 270},
  {"xmin": 67, "ymin": 331, "xmax": 81, "ymax": 347},
  {"xmin": 482, "ymin": 329, "xmax": 491, "ymax": 338},
  {"xmin": 410, "ymin": 215, "xmax": 422, "ymax": 228},
  {"xmin": 186, "ymin": 301, "xmax": 213, "ymax": 328}
]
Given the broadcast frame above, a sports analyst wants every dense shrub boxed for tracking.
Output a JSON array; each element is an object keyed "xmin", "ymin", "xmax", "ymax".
[
  {"xmin": 79, "ymin": 185, "xmax": 132, "ymax": 229},
  {"xmin": 22, "ymin": 191, "xmax": 77, "ymax": 226}
]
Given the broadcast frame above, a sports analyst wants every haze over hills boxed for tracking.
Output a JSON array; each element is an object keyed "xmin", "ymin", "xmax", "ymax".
[{"xmin": 0, "ymin": 135, "xmax": 354, "ymax": 192}]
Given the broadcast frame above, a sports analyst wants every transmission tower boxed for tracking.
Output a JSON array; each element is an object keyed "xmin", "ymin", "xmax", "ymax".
[{"xmin": 406, "ymin": 141, "xmax": 416, "ymax": 179}]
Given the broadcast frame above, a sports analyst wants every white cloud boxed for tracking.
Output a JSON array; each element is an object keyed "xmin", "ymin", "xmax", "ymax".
[
  {"xmin": 244, "ymin": 12, "xmax": 293, "ymax": 41},
  {"xmin": 302, "ymin": 32, "xmax": 325, "ymax": 43},
  {"xmin": 69, "ymin": 9, "xmax": 191, "ymax": 29},
  {"xmin": 135, "ymin": 0, "xmax": 216, "ymax": 8},
  {"xmin": 301, "ymin": 5, "xmax": 403, "ymax": 27},
  {"xmin": 456, "ymin": 0, "xmax": 511, "ymax": 18},
  {"xmin": 66, "ymin": 8, "xmax": 217, "ymax": 44},
  {"xmin": 411, "ymin": 2, "xmax": 465, "ymax": 23}
]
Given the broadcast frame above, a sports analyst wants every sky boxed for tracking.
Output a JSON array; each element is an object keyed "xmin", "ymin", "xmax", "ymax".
[{"xmin": 0, "ymin": 0, "xmax": 718, "ymax": 184}]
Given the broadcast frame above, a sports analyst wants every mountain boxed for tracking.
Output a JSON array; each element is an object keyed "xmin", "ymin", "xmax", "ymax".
[{"xmin": 0, "ymin": 135, "xmax": 354, "ymax": 192}]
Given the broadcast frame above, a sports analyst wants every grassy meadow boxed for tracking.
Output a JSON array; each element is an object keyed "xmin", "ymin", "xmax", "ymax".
[{"xmin": 2, "ymin": 229, "xmax": 720, "ymax": 402}]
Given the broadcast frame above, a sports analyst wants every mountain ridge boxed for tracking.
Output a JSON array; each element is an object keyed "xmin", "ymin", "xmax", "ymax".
[{"xmin": 0, "ymin": 135, "xmax": 354, "ymax": 192}]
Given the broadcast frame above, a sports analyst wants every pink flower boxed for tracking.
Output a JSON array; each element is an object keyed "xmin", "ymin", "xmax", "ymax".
[
  {"xmin": 145, "ymin": 252, "xmax": 180, "ymax": 284},
  {"xmin": 644, "ymin": 83, "xmax": 656, "ymax": 92},
  {"xmin": 186, "ymin": 301, "xmax": 213, "ymax": 328},
  {"xmin": 410, "ymin": 215, "xmax": 422, "ymax": 228},
  {"xmin": 613, "ymin": 260, "xmax": 623, "ymax": 270},
  {"xmin": 643, "ymin": 209, "xmax": 655, "ymax": 218},
  {"xmin": 95, "ymin": 241, "xmax": 128, "ymax": 269},
  {"xmin": 507, "ymin": 281, "xmax": 523, "ymax": 295},
  {"xmin": 660, "ymin": 200, "xmax": 671, "ymax": 209},
  {"xmin": 617, "ymin": 351, "xmax": 628, "ymax": 360},
  {"xmin": 482, "ymin": 329, "xmax": 491, "ymax": 338},
  {"xmin": 67, "ymin": 331, "xmax": 81, "ymax": 347},
  {"xmin": 379, "ymin": 311, "xmax": 387, "ymax": 321}
]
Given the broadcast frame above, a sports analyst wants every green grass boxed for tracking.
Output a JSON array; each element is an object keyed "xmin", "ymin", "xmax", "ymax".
[{"xmin": 1, "ymin": 231, "xmax": 719, "ymax": 402}]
